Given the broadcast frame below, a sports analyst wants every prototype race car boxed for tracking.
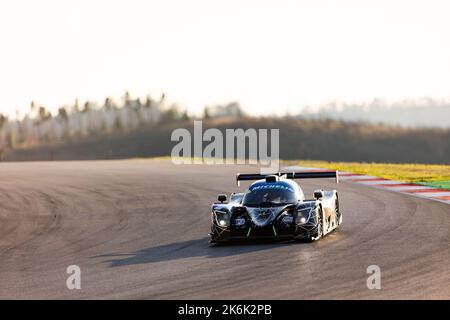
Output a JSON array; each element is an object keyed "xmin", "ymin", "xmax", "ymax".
[{"xmin": 209, "ymin": 171, "xmax": 341, "ymax": 243}]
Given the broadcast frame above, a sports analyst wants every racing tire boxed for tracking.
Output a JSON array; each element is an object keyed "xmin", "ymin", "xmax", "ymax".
[
  {"xmin": 309, "ymin": 205, "xmax": 323, "ymax": 241},
  {"xmin": 335, "ymin": 196, "xmax": 342, "ymax": 226}
]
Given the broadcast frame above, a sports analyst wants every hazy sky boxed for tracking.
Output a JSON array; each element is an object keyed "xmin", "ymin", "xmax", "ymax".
[{"xmin": 1, "ymin": 0, "xmax": 450, "ymax": 117}]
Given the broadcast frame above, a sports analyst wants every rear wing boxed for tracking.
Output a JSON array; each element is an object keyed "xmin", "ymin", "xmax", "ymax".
[{"xmin": 236, "ymin": 171, "xmax": 339, "ymax": 186}]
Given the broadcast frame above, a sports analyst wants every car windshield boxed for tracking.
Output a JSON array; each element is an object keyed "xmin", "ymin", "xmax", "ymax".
[{"xmin": 242, "ymin": 184, "xmax": 298, "ymax": 207}]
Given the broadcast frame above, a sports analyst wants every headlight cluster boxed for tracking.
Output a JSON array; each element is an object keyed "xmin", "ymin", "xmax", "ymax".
[
  {"xmin": 213, "ymin": 210, "xmax": 230, "ymax": 227},
  {"xmin": 279, "ymin": 211, "xmax": 294, "ymax": 225},
  {"xmin": 296, "ymin": 205, "xmax": 313, "ymax": 225}
]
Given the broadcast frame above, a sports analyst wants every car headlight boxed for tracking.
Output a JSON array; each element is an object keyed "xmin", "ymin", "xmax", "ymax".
[
  {"xmin": 296, "ymin": 206, "xmax": 313, "ymax": 225},
  {"xmin": 213, "ymin": 210, "xmax": 230, "ymax": 227},
  {"xmin": 279, "ymin": 211, "xmax": 294, "ymax": 225}
]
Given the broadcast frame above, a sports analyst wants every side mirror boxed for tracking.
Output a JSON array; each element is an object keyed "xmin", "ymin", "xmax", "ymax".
[
  {"xmin": 313, "ymin": 190, "xmax": 324, "ymax": 200},
  {"xmin": 217, "ymin": 194, "xmax": 227, "ymax": 203}
]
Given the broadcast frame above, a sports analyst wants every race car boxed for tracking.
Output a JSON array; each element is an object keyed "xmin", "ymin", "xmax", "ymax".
[{"xmin": 209, "ymin": 171, "xmax": 341, "ymax": 243}]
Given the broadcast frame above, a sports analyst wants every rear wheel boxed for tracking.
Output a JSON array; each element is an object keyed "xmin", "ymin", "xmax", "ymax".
[{"xmin": 335, "ymin": 196, "xmax": 342, "ymax": 225}]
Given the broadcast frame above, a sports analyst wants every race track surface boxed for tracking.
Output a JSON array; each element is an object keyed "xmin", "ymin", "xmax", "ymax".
[{"xmin": 0, "ymin": 159, "xmax": 449, "ymax": 299}]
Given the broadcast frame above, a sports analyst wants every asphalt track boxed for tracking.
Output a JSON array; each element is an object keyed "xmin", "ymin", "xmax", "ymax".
[{"xmin": 0, "ymin": 159, "xmax": 449, "ymax": 299}]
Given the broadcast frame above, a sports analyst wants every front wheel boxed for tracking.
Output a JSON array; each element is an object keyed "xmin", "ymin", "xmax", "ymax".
[{"xmin": 310, "ymin": 205, "xmax": 323, "ymax": 241}]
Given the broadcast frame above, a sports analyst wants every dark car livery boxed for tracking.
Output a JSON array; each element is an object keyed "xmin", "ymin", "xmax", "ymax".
[{"xmin": 209, "ymin": 171, "xmax": 341, "ymax": 243}]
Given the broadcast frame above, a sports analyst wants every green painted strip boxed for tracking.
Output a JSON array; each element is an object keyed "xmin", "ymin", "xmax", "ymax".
[
  {"xmin": 418, "ymin": 180, "xmax": 450, "ymax": 190},
  {"xmin": 246, "ymin": 227, "xmax": 252, "ymax": 237},
  {"xmin": 272, "ymin": 225, "xmax": 277, "ymax": 236}
]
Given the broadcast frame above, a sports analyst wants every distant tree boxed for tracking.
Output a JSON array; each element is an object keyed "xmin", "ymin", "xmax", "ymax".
[
  {"xmin": 144, "ymin": 95, "xmax": 153, "ymax": 108},
  {"xmin": 159, "ymin": 93, "xmax": 166, "ymax": 105},
  {"xmin": 134, "ymin": 98, "xmax": 142, "ymax": 110},
  {"xmin": 203, "ymin": 106, "xmax": 211, "ymax": 119},
  {"xmin": 123, "ymin": 91, "xmax": 131, "ymax": 108},
  {"xmin": 164, "ymin": 104, "xmax": 179, "ymax": 121},
  {"xmin": 30, "ymin": 100, "xmax": 36, "ymax": 112},
  {"xmin": 58, "ymin": 107, "xmax": 68, "ymax": 121},
  {"xmin": 38, "ymin": 106, "xmax": 51, "ymax": 122},
  {"xmin": 82, "ymin": 101, "xmax": 92, "ymax": 113},
  {"xmin": 182, "ymin": 110, "xmax": 190, "ymax": 121},
  {"xmin": 73, "ymin": 98, "xmax": 80, "ymax": 113},
  {"xmin": 103, "ymin": 97, "xmax": 114, "ymax": 110},
  {"xmin": 0, "ymin": 113, "xmax": 7, "ymax": 129}
]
